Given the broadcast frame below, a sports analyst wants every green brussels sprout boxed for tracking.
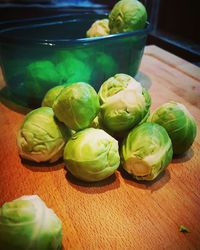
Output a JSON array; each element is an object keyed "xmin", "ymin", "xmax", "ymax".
[
  {"xmin": 89, "ymin": 52, "xmax": 118, "ymax": 90},
  {"xmin": 86, "ymin": 19, "xmax": 110, "ymax": 38},
  {"xmin": 64, "ymin": 128, "xmax": 120, "ymax": 182},
  {"xmin": 41, "ymin": 85, "xmax": 66, "ymax": 108},
  {"xmin": 25, "ymin": 60, "xmax": 61, "ymax": 99},
  {"xmin": 121, "ymin": 122, "xmax": 173, "ymax": 181},
  {"xmin": 109, "ymin": 0, "xmax": 147, "ymax": 34},
  {"xmin": 17, "ymin": 107, "xmax": 71, "ymax": 163},
  {"xmin": 55, "ymin": 48, "xmax": 96, "ymax": 61},
  {"xmin": 95, "ymin": 52, "xmax": 118, "ymax": 79},
  {"xmin": 148, "ymin": 101, "xmax": 197, "ymax": 155},
  {"xmin": 55, "ymin": 51, "xmax": 92, "ymax": 84},
  {"xmin": 53, "ymin": 82, "xmax": 100, "ymax": 131},
  {"xmin": 98, "ymin": 73, "xmax": 151, "ymax": 133},
  {"xmin": 73, "ymin": 49, "xmax": 94, "ymax": 60},
  {"xmin": 0, "ymin": 195, "xmax": 62, "ymax": 250}
]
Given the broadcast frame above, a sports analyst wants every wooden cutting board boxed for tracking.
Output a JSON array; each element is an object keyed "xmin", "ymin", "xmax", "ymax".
[{"xmin": 0, "ymin": 45, "xmax": 200, "ymax": 250}]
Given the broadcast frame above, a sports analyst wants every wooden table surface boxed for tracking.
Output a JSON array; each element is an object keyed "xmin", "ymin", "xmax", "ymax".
[{"xmin": 0, "ymin": 45, "xmax": 200, "ymax": 250}]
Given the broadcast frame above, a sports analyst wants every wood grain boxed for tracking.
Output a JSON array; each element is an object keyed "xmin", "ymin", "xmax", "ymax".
[{"xmin": 0, "ymin": 45, "xmax": 200, "ymax": 250}]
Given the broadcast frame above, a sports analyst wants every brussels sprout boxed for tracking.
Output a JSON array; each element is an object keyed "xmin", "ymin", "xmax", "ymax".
[
  {"xmin": 148, "ymin": 101, "xmax": 197, "ymax": 155},
  {"xmin": 53, "ymin": 82, "xmax": 100, "ymax": 131},
  {"xmin": 86, "ymin": 19, "xmax": 110, "ymax": 38},
  {"xmin": 95, "ymin": 52, "xmax": 118, "ymax": 79},
  {"xmin": 73, "ymin": 49, "xmax": 95, "ymax": 61},
  {"xmin": 98, "ymin": 73, "xmax": 151, "ymax": 133},
  {"xmin": 56, "ymin": 48, "xmax": 95, "ymax": 62},
  {"xmin": 55, "ymin": 51, "xmax": 92, "ymax": 84},
  {"xmin": 42, "ymin": 85, "xmax": 66, "ymax": 108},
  {"xmin": 90, "ymin": 52, "xmax": 118, "ymax": 90},
  {"xmin": 17, "ymin": 107, "xmax": 71, "ymax": 163},
  {"xmin": 64, "ymin": 128, "xmax": 120, "ymax": 182},
  {"xmin": 121, "ymin": 122, "xmax": 173, "ymax": 181},
  {"xmin": 0, "ymin": 195, "xmax": 62, "ymax": 250},
  {"xmin": 109, "ymin": 0, "xmax": 147, "ymax": 34},
  {"xmin": 25, "ymin": 60, "xmax": 61, "ymax": 99}
]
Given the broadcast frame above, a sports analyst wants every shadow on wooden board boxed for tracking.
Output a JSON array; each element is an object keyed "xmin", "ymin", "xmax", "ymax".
[{"xmin": 65, "ymin": 169, "xmax": 121, "ymax": 194}]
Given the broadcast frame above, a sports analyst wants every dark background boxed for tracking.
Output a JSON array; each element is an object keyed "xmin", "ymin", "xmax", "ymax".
[{"xmin": 0, "ymin": 0, "xmax": 199, "ymax": 65}]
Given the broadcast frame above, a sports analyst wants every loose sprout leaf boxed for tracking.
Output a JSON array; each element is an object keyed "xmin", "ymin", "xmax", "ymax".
[{"xmin": 179, "ymin": 225, "xmax": 190, "ymax": 233}]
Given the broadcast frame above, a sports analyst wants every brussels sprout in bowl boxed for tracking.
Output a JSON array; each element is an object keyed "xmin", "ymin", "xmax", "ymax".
[
  {"xmin": 0, "ymin": 13, "xmax": 151, "ymax": 107},
  {"xmin": 55, "ymin": 51, "xmax": 92, "ymax": 84},
  {"xmin": 109, "ymin": 0, "xmax": 147, "ymax": 34},
  {"xmin": 86, "ymin": 19, "xmax": 110, "ymax": 38},
  {"xmin": 23, "ymin": 60, "xmax": 62, "ymax": 100}
]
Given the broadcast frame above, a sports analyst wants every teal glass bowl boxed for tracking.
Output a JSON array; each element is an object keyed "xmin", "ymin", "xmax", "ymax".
[{"xmin": 0, "ymin": 13, "xmax": 151, "ymax": 107}]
